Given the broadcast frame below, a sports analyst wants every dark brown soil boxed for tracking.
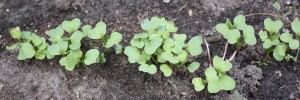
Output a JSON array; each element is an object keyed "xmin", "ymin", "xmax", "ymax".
[{"xmin": 0, "ymin": 0, "xmax": 300, "ymax": 99}]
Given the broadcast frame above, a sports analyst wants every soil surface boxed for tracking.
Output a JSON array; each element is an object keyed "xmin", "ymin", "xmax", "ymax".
[{"xmin": 1, "ymin": 0, "xmax": 300, "ymax": 99}]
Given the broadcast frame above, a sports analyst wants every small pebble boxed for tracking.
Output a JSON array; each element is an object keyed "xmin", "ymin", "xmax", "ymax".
[
  {"xmin": 6, "ymin": 9, "xmax": 9, "ymax": 12},
  {"xmin": 0, "ymin": 85, "xmax": 3, "ymax": 90},
  {"xmin": 188, "ymin": 9, "xmax": 193, "ymax": 16},
  {"xmin": 163, "ymin": 0, "xmax": 170, "ymax": 3}
]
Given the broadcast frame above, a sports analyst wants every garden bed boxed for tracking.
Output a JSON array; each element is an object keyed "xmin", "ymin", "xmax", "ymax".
[{"xmin": 0, "ymin": 0, "xmax": 300, "ymax": 99}]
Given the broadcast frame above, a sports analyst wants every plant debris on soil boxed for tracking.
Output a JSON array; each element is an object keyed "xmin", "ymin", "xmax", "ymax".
[{"xmin": 1, "ymin": 0, "xmax": 300, "ymax": 99}]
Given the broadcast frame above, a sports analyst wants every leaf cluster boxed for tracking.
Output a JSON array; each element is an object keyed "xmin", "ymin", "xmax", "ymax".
[
  {"xmin": 215, "ymin": 15, "xmax": 257, "ymax": 46},
  {"xmin": 192, "ymin": 56, "xmax": 236, "ymax": 93},
  {"xmin": 124, "ymin": 17, "xmax": 203, "ymax": 77},
  {"xmin": 259, "ymin": 18, "xmax": 300, "ymax": 61},
  {"xmin": 7, "ymin": 18, "xmax": 123, "ymax": 71}
]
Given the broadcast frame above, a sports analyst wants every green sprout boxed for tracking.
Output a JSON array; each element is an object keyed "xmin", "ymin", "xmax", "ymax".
[
  {"xmin": 7, "ymin": 18, "xmax": 123, "ymax": 71},
  {"xmin": 124, "ymin": 17, "xmax": 203, "ymax": 77},
  {"xmin": 273, "ymin": 2, "xmax": 281, "ymax": 12},
  {"xmin": 192, "ymin": 56, "xmax": 236, "ymax": 93},
  {"xmin": 258, "ymin": 18, "xmax": 300, "ymax": 61}
]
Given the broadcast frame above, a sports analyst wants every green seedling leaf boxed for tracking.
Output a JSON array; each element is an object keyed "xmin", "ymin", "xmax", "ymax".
[
  {"xmin": 263, "ymin": 39, "xmax": 272, "ymax": 49},
  {"xmin": 88, "ymin": 21, "xmax": 106, "ymax": 39},
  {"xmin": 9, "ymin": 27, "xmax": 21, "ymax": 39},
  {"xmin": 163, "ymin": 38, "xmax": 175, "ymax": 52},
  {"xmin": 274, "ymin": 44, "xmax": 287, "ymax": 56},
  {"xmin": 233, "ymin": 15, "xmax": 247, "ymax": 30},
  {"xmin": 141, "ymin": 17, "xmax": 167, "ymax": 31},
  {"xmin": 160, "ymin": 52, "xmax": 179, "ymax": 64},
  {"xmin": 98, "ymin": 53, "xmax": 106, "ymax": 64},
  {"xmin": 243, "ymin": 25, "xmax": 257, "ymax": 45},
  {"xmin": 6, "ymin": 43, "xmax": 19, "ymax": 50},
  {"xmin": 289, "ymin": 39, "xmax": 299, "ymax": 50},
  {"xmin": 19, "ymin": 42, "xmax": 36, "ymax": 59},
  {"xmin": 187, "ymin": 62, "xmax": 200, "ymax": 73},
  {"xmin": 34, "ymin": 51, "xmax": 46, "ymax": 60},
  {"xmin": 139, "ymin": 64, "xmax": 157, "ymax": 74},
  {"xmin": 115, "ymin": 44, "xmax": 123, "ymax": 54},
  {"xmin": 187, "ymin": 36, "xmax": 203, "ymax": 56},
  {"xmin": 69, "ymin": 31, "xmax": 83, "ymax": 50},
  {"xmin": 48, "ymin": 26, "xmax": 64, "ymax": 42},
  {"xmin": 292, "ymin": 20, "xmax": 300, "ymax": 35},
  {"xmin": 280, "ymin": 33, "xmax": 293, "ymax": 43},
  {"xmin": 219, "ymin": 75, "xmax": 236, "ymax": 90},
  {"xmin": 258, "ymin": 30, "xmax": 268, "ymax": 41},
  {"xmin": 37, "ymin": 38, "xmax": 47, "ymax": 51},
  {"xmin": 213, "ymin": 56, "xmax": 232, "ymax": 73},
  {"xmin": 137, "ymin": 51, "xmax": 151, "ymax": 64},
  {"xmin": 144, "ymin": 34, "xmax": 163, "ymax": 54},
  {"xmin": 178, "ymin": 50, "xmax": 188, "ymax": 62},
  {"xmin": 45, "ymin": 49, "xmax": 55, "ymax": 59},
  {"xmin": 273, "ymin": 2, "xmax": 281, "ymax": 12},
  {"xmin": 192, "ymin": 78, "xmax": 205, "ymax": 92},
  {"xmin": 62, "ymin": 18, "xmax": 81, "ymax": 33},
  {"xmin": 207, "ymin": 80, "xmax": 220, "ymax": 93},
  {"xmin": 160, "ymin": 64, "xmax": 172, "ymax": 77},
  {"xmin": 216, "ymin": 23, "xmax": 230, "ymax": 34},
  {"xmin": 166, "ymin": 21, "xmax": 177, "ymax": 32},
  {"xmin": 82, "ymin": 25, "xmax": 92, "ymax": 37},
  {"xmin": 172, "ymin": 34, "xmax": 187, "ymax": 54},
  {"xmin": 105, "ymin": 32, "xmax": 123, "ymax": 48},
  {"xmin": 59, "ymin": 50, "xmax": 83, "ymax": 71},
  {"xmin": 205, "ymin": 67, "xmax": 219, "ymax": 82},
  {"xmin": 226, "ymin": 29, "xmax": 241, "ymax": 44},
  {"xmin": 226, "ymin": 19, "xmax": 233, "ymax": 29},
  {"xmin": 133, "ymin": 33, "xmax": 148, "ymax": 39},
  {"xmin": 31, "ymin": 33, "xmax": 43, "ymax": 46},
  {"xmin": 130, "ymin": 39, "xmax": 144, "ymax": 48},
  {"xmin": 20, "ymin": 31, "xmax": 32, "ymax": 40},
  {"xmin": 48, "ymin": 40, "xmax": 68, "ymax": 55},
  {"xmin": 273, "ymin": 50, "xmax": 284, "ymax": 61},
  {"xmin": 264, "ymin": 18, "xmax": 283, "ymax": 33},
  {"xmin": 124, "ymin": 46, "xmax": 141, "ymax": 63},
  {"xmin": 285, "ymin": 54, "xmax": 294, "ymax": 61},
  {"xmin": 84, "ymin": 49, "xmax": 100, "ymax": 65},
  {"xmin": 270, "ymin": 33, "xmax": 280, "ymax": 41}
]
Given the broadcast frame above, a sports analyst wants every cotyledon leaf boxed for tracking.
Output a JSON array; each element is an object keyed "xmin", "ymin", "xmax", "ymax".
[
  {"xmin": 160, "ymin": 64, "xmax": 172, "ymax": 77},
  {"xmin": 84, "ymin": 49, "xmax": 100, "ymax": 65},
  {"xmin": 105, "ymin": 32, "xmax": 123, "ymax": 48},
  {"xmin": 187, "ymin": 36, "xmax": 203, "ymax": 56},
  {"xmin": 172, "ymin": 34, "xmax": 186, "ymax": 54},
  {"xmin": 62, "ymin": 18, "xmax": 81, "ymax": 33},
  {"xmin": 124, "ymin": 46, "xmax": 141, "ymax": 63},
  {"xmin": 192, "ymin": 78, "xmax": 205, "ymax": 92}
]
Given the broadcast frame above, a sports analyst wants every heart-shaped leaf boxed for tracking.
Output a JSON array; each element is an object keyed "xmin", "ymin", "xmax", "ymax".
[
  {"xmin": 219, "ymin": 75, "xmax": 236, "ymax": 90},
  {"xmin": 160, "ymin": 64, "xmax": 172, "ymax": 77},
  {"xmin": 258, "ymin": 30, "xmax": 268, "ymax": 41},
  {"xmin": 48, "ymin": 40, "xmax": 69, "ymax": 55},
  {"xmin": 160, "ymin": 52, "xmax": 179, "ymax": 64},
  {"xmin": 178, "ymin": 50, "xmax": 188, "ymax": 62},
  {"xmin": 105, "ymin": 32, "xmax": 123, "ymax": 48},
  {"xmin": 137, "ymin": 51, "xmax": 151, "ymax": 64},
  {"xmin": 34, "ymin": 51, "xmax": 46, "ymax": 59},
  {"xmin": 215, "ymin": 23, "xmax": 230, "ymax": 36},
  {"xmin": 124, "ymin": 46, "xmax": 141, "ymax": 63},
  {"xmin": 48, "ymin": 26, "xmax": 64, "ymax": 42},
  {"xmin": 207, "ymin": 80, "xmax": 220, "ymax": 93},
  {"xmin": 192, "ymin": 78, "xmax": 205, "ymax": 92},
  {"xmin": 264, "ymin": 18, "xmax": 283, "ymax": 33},
  {"xmin": 213, "ymin": 56, "xmax": 232, "ymax": 73},
  {"xmin": 163, "ymin": 38, "xmax": 175, "ymax": 52},
  {"xmin": 62, "ymin": 18, "xmax": 81, "ymax": 33},
  {"xmin": 205, "ymin": 67, "xmax": 219, "ymax": 82},
  {"xmin": 84, "ymin": 49, "xmax": 100, "ymax": 65},
  {"xmin": 187, "ymin": 36, "xmax": 203, "ymax": 56},
  {"xmin": 130, "ymin": 39, "xmax": 145, "ymax": 48},
  {"xmin": 280, "ymin": 33, "xmax": 293, "ymax": 43},
  {"xmin": 144, "ymin": 34, "xmax": 163, "ymax": 54},
  {"xmin": 226, "ymin": 29, "xmax": 241, "ymax": 44},
  {"xmin": 273, "ymin": 50, "xmax": 284, "ymax": 61},
  {"xmin": 243, "ymin": 25, "xmax": 256, "ymax": 45},
  {"xmin": 82, "ymin": 25, "xmax": 92, "ymax": 37},
  {"xmin": 292, "ymin": 20, "xmax": 300, "ymax": 35},
  {"xmin": 59, "ymin": 50, "xmax": 83, "ymax": 71},
  {"xmin": 139, "ymin": 64, "xmax": 157, "ymax": 74},
  {"xmin": 187, "ymin": 62, "xmax": 200, "ymax": 73},
  {"xmin": 20, "ymin": 42, "xmax": 36, "ymax": 59},
  {"xmin": 88, "ymin": 21, "xmax": 106, "ymax": 39},
  {"xmin": 233, "ymin": 15, "xmax": 247, "ymax": 30},
  {"xmin": 9, "ymin": 27, "xmax": 21, "ymax": 40},
  {"xmin": 172, "ymin": 34, "xmax": 187, "ymax": 54},
  {"xmin": 263, "ymin": 39, "xmax": 272, "ymax": 49},
  {"xmin": 69, "ymin": 31, "xmax": 84, "ymax": 50},
  {"xmin": 289, "ymin": 39, "xmax": 299, "ymax": 50}
]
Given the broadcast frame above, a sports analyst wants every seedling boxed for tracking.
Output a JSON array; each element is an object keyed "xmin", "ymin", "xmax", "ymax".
[
  {"xmin": 7, "ymin": 18, "xmax": 123, "ymax": 71},
  {"xmin": 258, "ymin": 18, "xmax": 300, "ymax": 61},
  {"xmin": 124, "ymin": 17, "xmax": 203, "ymax": 77}
]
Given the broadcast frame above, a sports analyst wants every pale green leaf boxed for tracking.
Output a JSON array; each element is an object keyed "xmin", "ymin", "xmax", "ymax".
[
  {"xmin": 273, "ymin": 50, "xmax": 284, "ymax": 61},
  {"xmin": 144, "ymin": 34, "xmax": 163, "ymax": 54},
  {"xmin": 289, "ymin": 39, "xmax": 299, "ymax": 50},
  {"xmin": 192, "ymin": 78, "xmax": 205, "ymax": 92},
  {"xmin": 207, "ymin": 81, "xmax": 220, "ymax": 93},
  {"xmin": 115, "ymin": 44, "xmax": 123, "ymax": 54},
  {"xmin": 172, "ymin": 34, "xmax": 187, "ymax": 54},
  {"xmin": 187, "ymin": 36, "xmax": 203, "ymax": 56},
  {"xmin": 124, "ymin": 46, "xmax": 141, "ymax": 63},
  {"xmin": 9, "ymin": 27, "xmax": 21, "ymax": 39},
  {"xmin": 69, "ymin": 31, "xmax": 83, "ymax": 50},
  {"xmin": 243, "ymin": 25, "xmax": 256, "ymax": 45},
  {"xmin": 205, "ymin": 67, "xmax": 219, "ymax": 82},
  {"xmin": 105, "ymin": 32, "xmax": 123, "ymax": 48},
  {"xmin": 263, "ymin": 39, "xmax": 272, "ymax": 49},
  {"xmin": 62, "ymin": 18, "xmax": 81, "ymax": 33},
  {"xmin": 84, "ymin": 49, "xmax": 100, "ymax": 65},
  {"xmin": 233, "ymin": 15, "xmax": 247, "ymax": 30},
  {"xmin": 187, "ymin": 62, "xmax": 200, "ymax": 73},
  {"xmin": 160, "ymin": 52, "xmax": 179, "ymax": 64},
  {"xmin": 6, "ymin": 43, "xmax": 19, "ymax": 50},
  {"xmin": 258, "ymin": 30, "xmax": 268, "ymax": 41},
  {"xmin": 82, "ymin": 25, "xmax": 92, "ymax": 37},
  {"xmin": 34, "ymin": 51, "xmax": 46, "ymax": 59},
  {"xmin": 88, "ymin": 21, "xmax": 106, "ymax": 39},
  {"xmin": 178, "ymin": 50, "xmax": 188, "ymax": 62},
  {"xmin": 163, "ymin": 38, "xmax": 175, "ymax": 52},
  {"xmin": 20, "ymin": 42, "xmax": 36, "ymax": 59},
  {"xmin": 226, "ymin": 29, "xmax": 241, "ymax": 44},
  {"xmin": 280, "ymin": 33, "xmax": 293, "ymax": 43},
  {"xmin": 213, "ymin": 56, "xmax": 232, "ymax": 73},
  {"xmin": 264, "ymin": 18, "xmax": 283, "ymax": 33},
  {"xmin": 292, "ymin": 20, "xmax": 300, "ymax": 35},
  {"xmin": 48, "ymin": 40, "xmax": 69, "ymax": 55},
  {"xmin": 138, "ymin": 64, "xmax": 157, "ymax": 74},
  {"xmin": 273, "ymin": 2, "xmax": 281, "ymax": 12},
  {"xmin": 48, "ymin": 26, "xmax": 64, "ymax": 42},
  {"xmin": 160, "ymin": 64, "xmax": 172, "ymax": 77},
  {"xmin": 219, "ymin": 75, "xmax": 236, "ymax": 90}
]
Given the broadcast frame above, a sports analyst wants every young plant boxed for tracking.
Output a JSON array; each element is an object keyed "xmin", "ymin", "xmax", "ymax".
[
  {"xmin": 124, "ymin": 17, "xmax": 203, "ymax": 77},
  {"xmin": 258, "ymin": 18, "xmax": 300, "ymax": 61},
  {"xmin": 192, "ymin": 56, "xmax": 236, "ymax": 93},
  {"xmin": 6, "ymin": 27, "xmax": 54, "ymax": 60},
  {"xmin": 7, "ymin": 18, "xmax": 123, "ymax": 71}
]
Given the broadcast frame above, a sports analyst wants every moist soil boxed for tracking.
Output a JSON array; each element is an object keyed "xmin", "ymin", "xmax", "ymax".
[{"xmin": 1, "ymin": 0, "xmax": 300, "ymax": 99}]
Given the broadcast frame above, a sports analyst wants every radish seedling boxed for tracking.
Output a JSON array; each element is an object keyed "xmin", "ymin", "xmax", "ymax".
[
  {"xmin": 258, "ymin": 18, "xmax": 300, "ymax": 61},
  {"xmin": 124, "ymin": 17, "xmax": 203, "ymax": 76}
]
